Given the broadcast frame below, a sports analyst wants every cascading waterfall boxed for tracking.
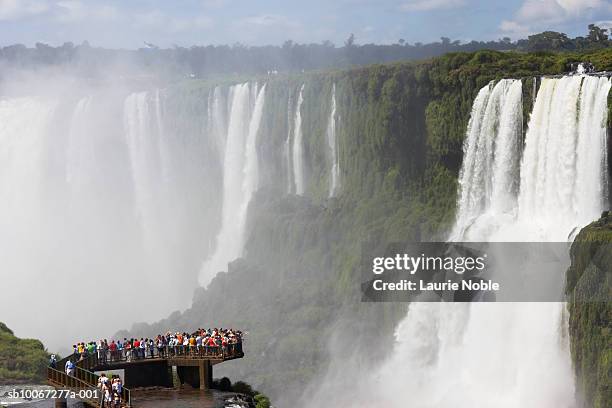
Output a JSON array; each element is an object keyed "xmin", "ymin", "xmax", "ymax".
[
  {"xmin": 518, "ymin": 76, "xmax": 611, "ymax": 238},
  {"xmin": 199, "ymin": 82, "xmax": 266, "ymax": 286},
  {"xmin": 284, "ymin": 92, "xmax": 293, "ymax": 194},
  {"xmin": 208, "ymin": 87, "xmax": 227, "ymax": 162},
  {"xmin": 0, "ymin": 83, "xmax": 228, "ymax": 350},
  {"xmin": 292, "ymin": 84, "xmax": 306, "ymax": 195},
  {"xmin": 365, "ymin": 75, "xmax": 610, "ymax": 408},
  {"xmin": 124, "ymin": 92, "xmax": 165, "ymax": 246},
  {"xmin": 327, "ymin": 84, "xmax": 340, "ymax": 197},
  {"xmin": 0, "ymin": 97, "xmax": 56, "ymax": 226},
  {"xmin": 451, "ymin": 79, "xmax": 523, "ymax": 240}
]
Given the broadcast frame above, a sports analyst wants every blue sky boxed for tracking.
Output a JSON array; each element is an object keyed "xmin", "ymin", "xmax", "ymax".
[{"xmin": 0, "ymin": 0, "xmax": 611, "ymax": 48}]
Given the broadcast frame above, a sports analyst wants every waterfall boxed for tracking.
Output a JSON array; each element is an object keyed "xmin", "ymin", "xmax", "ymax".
[
  {"xmin": 451, "ymin": 79, "xmax": 523, "ymax": 240},
  {"xmin": 284, "ymin": 92, "xmax": 293, "ymax": 194},
  {"xmin": 199, "ymin": 82, "xmax": 266, "ymax": 286},
  {"xmin": 518, "ymin": 76, "xmax": 611, "ymax": 237},
  {"xmin": 124, "ymin": 92, "xmax": 166, "ymax": 247},
  {"xmin": 213, "ymin": 87, "xmax": 228, "ymax": 161},
  {"xmin": 0, "ymin": 97, "xmax": 56, "ymax": 225},
  {"xmin": 0, "ymin": 83, "xmax": 233, "ymax": 350},
  {"xmin": 365, "ymin": 75, "xmax": 610, "ymax": 408},
  {"xmin": 292, "ymin": 84, "xmax": 306, "ymax": 195},
  {"xmin": 327, "ymin": 84, "xmax": 340, "ymax": 197}
]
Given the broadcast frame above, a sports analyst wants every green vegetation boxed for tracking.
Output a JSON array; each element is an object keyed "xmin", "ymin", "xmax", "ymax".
[
  {"xmin": 1, "ymin": 25, "xmax": 611, "ymax": 79},
  {"xmin": 123, "ymin": 47, "xmax": 612, "ymax": 404},
  {"xmin": 0, "ymin": 323, "xmax": 49, "ymax": 384},
  {"xmin": 566, "ymin": 212, "xmax": 612, "ymax": 408}
]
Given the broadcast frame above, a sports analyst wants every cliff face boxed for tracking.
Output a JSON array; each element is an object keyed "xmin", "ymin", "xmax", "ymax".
[
  {"xmin": 121, "ymin": 48, "xmax": 612, "ymax": 404},
  {"xmin": 566, "ymin": 212, "xmax": 612, "ymax": 408},
  {"xmin": 0, "ymin": 323, "xmax": 49, "ymax": 384}
]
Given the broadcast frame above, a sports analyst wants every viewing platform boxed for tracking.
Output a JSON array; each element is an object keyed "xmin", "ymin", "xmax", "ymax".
[{"xmin": 47, "ymin": 344, "xmax": 244, "ymax": 407}]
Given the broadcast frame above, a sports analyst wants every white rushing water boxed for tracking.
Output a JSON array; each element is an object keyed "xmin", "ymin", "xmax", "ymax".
[
  {"xmin": 292, "ymin": 84, "xmax": 306, "ymax": 195},
  {"xmin": 0, "ymin": 83, "xmax": 227, "ymax": 350},
  {"xmin": 208, "ymin": 86, "xmax": 228, "ymax": 163},
  {"xmin": 199, "ymin": 83, "xmax": 266, "ymax": 285},
  {"xmin": 450, "ymin": 79, "xmax": 523, "ymax": 240},
  {"xmin": 350, "ymin": 75, "xmax": 611, "ymax": 408},
  {"xmin": 284, "ymin": 91, "xmax": 294, "ymax": 194},
  {"xmin": 327, "ymin": 84, "xmax": 340, "ymax": 197},
  {"xmin": 124, "ymin": 92, "xmax": 164, "ymax": 248}
]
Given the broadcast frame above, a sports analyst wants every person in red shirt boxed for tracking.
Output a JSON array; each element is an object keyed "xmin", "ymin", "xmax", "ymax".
[
  {"xmin": 109, "ymin": 341, "xmax": 117, "ymax": 362},
  {"xmin": 133, "ymin": 339, "xmax": 140, "ymax": 360}
]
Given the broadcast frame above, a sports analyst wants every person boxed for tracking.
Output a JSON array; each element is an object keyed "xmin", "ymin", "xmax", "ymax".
[
  {"xmin": 109, "ymin": 340, "xmax": 117, "ymax": 362},
  {"xmin": 196, "ymin": 333, "xmax": 202, "ymax": 356},
  {"xmin": 157, "ymin": 336, "xmax": 165, "ymax": 358},
  {"xmin": 125, "ymin": 339, "xmax": 132, "ymax": 362},
  {"xmin": 102, "ymin": 382, "xmax": 112, "ymax": 408},
  {"xmin": 65, "ymin": 359, "xmax": 75, "ymax": 377},
  {"xmin": 221, "ymin": 337, "xmax": 228, "ymax": 357},
  {"xmin": 117, "ymin": 339, "xmax": 124, "ymax": 361},
  {"xmin": 133, "ymin": 338, "xmax": 140, "ymax": 360},
  {"xmin": 206, "ymin": 336, "xmax": 217, "ymax": 355},
  {"xmin": 97, "ymin": 340, "xmax": 104, "ymax": 361},
  {"xmin": 182, "ymin": 334, "xmax": 189, "ymax": 355},
  {"xmin": 98, "ymin": 373, "xmax": 109, "ymax": 389},
  {"xmin": 112, "ymin": 377, "xmax": 123, "ymax": 407},
  {"xmin": 112, "ymin": 388, "xmax": 121, "ymax": 408},
  {"xmin": 101, "ymin": 340, "xmax": 109, "ymax": 364},
  {"xmin": 148, "ymin": 338, "xmax": 155, "ymax": 358},
  {"xmin": 189, "ymin": 334, "xmax": 196, "ymax": 355},
  {"xmin": 49, "ymin": 354, "xmax": 57, "ymax": 369}
]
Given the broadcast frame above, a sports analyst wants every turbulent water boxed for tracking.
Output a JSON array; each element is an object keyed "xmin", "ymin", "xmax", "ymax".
[
  {"xmin": 199, "ymin": 83, "xmax": 266, "ymax": 285},
  {"xmin": 450, "ymin": 79, "xmax": 523, "ymax": 240},
  {"xmin": 0, "ymin": 75, "xmax": 346, "ymax": 351},
  {"xmin": 369, "ymin": 75, "xmax": 611, "ymax": 408}
]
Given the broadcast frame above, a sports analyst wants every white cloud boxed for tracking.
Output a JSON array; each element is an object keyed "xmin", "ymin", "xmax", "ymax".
[
  {"xmin": 399, "ymin": 0, "xmax": 466, "ymax": 12},
  {"xmin": 0, "ymin": 0, "xmax": 49, "ymax": 21},
  {"xmin": 500, "ymin": 0, "xmax": 612, "ymax": 37},
  {"xmin": 515, "ymin": 0, "xmax": 566, "ymax": 22}
]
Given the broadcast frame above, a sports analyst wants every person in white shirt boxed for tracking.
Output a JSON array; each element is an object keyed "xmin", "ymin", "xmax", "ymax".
[
  {"xmin": 98, "ymin": 373, "xmax": 109, "ymax": 389},
  {"xmin": 65, "ymin": 359, "xmax": 75, "ymax": 377}
]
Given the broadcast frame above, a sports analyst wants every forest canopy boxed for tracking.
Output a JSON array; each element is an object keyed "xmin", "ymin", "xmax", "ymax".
[{"xmin": 0, "ymin": 24, "xmax": 610, "ymax": 79}]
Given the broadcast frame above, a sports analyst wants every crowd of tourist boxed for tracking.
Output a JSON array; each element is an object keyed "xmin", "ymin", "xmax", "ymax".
[
  {"xmin": 70, "ymin": 328, "xmax": 244, "ymax": 364},
  {"xmin": 97, "ymin": 373, "xmax": 123, "ymax": 408}
]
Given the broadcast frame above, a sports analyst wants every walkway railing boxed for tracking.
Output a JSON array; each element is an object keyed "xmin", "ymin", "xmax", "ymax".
[
  {"xmin": 48, "ymin": 355, "xmax": 131, "ymax": 407},
  {"xmin": 91, "ymin": 343, "xmax": 244, "ymax": 366}
]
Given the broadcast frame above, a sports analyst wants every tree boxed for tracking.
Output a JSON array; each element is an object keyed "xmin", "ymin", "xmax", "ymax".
[
  {"xmin": 523, "ymin": 31, "xmax": 573, "ymax": 51},
  {"xmin": 587, "ymin": 24, "xmax": 609, "ymax": 43}
]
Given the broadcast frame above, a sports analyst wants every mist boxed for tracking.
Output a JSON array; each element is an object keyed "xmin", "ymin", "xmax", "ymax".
[{"xmin": 0, "ymin": 63, "xmax": 222, "ymax": 352}]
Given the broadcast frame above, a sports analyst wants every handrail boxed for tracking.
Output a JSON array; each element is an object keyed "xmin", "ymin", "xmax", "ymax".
[
  {"xmin": 90, "ymin": 343, "xmax": 244, "ymax": 367},
  {"xmin": 47, "ymin": 367, "xmax": 100, "ymax": 406},
  {"xmin": 50, "ymin": 343, "xmax": 244, "ymax": 407},
  {"xmin": 48, "ymin": 354, "xmax": 131, "ymax": 407}
]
